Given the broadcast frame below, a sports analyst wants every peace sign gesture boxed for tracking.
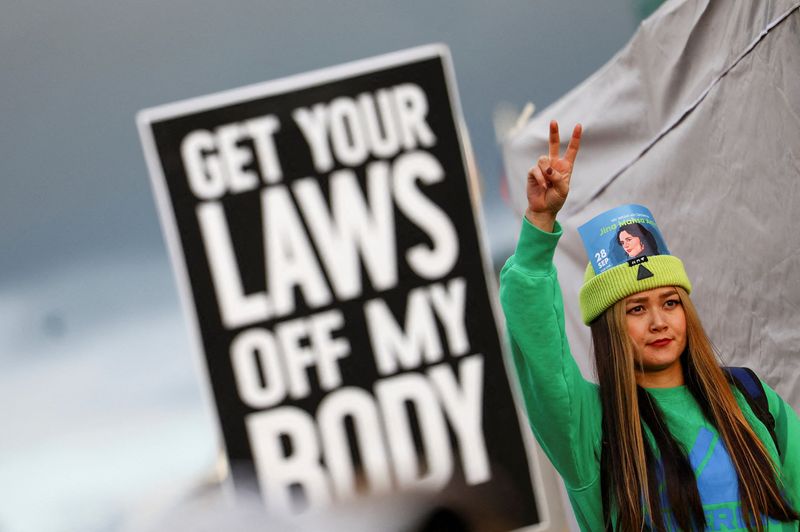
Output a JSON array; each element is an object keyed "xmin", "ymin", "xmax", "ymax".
[{"xmin": 525, "ymin": 120, "xmax": 582, "ymax": 232}]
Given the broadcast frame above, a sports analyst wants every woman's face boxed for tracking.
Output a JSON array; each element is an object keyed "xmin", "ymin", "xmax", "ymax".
[
  {"xmin": 619, "ymin": 230, "xmax": 644, "ymax": 257},
  {"xmin": 624, "ymin": 286, "xmax": 687, "ymax": 378}
]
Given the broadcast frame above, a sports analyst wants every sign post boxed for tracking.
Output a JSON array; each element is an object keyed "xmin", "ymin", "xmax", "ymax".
[{"xmin": 138, "ymin": 44, "xmax": 546, "ymax": 529}]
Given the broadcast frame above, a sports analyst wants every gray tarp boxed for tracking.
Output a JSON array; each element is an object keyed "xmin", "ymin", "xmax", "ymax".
[{"xmin": 502, "ymin": 0, "xmax": 800, "ymax": 409}]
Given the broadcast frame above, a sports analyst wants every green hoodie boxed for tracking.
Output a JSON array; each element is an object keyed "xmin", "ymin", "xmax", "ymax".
[{"xmin": 499, "ymin": 218, "xmax": 800, "ymax": 531}]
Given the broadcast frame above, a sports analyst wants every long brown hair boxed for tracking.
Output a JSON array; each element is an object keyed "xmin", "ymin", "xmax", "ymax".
[{"xmin": 592, "ymin": 287, "xmax": 797, "ymax": 531}]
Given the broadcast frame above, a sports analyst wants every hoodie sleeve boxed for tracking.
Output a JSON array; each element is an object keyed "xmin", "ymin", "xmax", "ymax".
[{"xmin": 499, "ymin": 217, "xmax": 602, "ymax": 490}]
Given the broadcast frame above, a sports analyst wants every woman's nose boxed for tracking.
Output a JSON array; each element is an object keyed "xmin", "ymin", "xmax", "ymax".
[{"xmin": 649, "ymin": 310, "xmax": 667, "ymax": 331}]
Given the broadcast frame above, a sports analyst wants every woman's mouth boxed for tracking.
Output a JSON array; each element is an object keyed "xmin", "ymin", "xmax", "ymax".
[{"xmin": 649, "ymin": 339, "xmax": 672, "ymax": 347}]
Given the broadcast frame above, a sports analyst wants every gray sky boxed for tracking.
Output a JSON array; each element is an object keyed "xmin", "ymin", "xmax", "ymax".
[{"xmin": 1, "ymin": 0, "xmax": 638, "ymax": 278}]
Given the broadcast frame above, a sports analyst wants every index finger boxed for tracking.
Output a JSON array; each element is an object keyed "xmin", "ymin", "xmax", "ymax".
[
  {"xmin": 563, "ymin": 123, "xmax": 582, "ymax": 165},
  {"xmin": 549, "ymin": 120, "xmax": 560, "ymax": 160}
]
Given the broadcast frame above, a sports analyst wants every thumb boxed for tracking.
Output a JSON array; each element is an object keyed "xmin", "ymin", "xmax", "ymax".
[{"xmin": 550, "ymin": 168, "xmax": 570, "ymax": 199}]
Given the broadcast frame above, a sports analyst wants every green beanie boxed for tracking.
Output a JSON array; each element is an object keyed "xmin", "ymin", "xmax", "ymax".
[{"xmin": 578, "ymin": 255, "xmax": 692, "ymax": 324}]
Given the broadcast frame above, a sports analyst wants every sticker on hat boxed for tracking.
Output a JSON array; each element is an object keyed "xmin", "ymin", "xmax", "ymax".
[{"xmin": 578, "ymin": 204, "xmax": 671, "ymax": 275}]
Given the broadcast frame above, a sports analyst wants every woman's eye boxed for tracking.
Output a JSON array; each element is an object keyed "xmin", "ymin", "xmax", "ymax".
[
  {"xmin": 665, "ymin": 299, "xmax": 681, "ymax": 308},
  {"xmin": 627, "ymin": 305, "xmax": 644, "ymax": 314}
]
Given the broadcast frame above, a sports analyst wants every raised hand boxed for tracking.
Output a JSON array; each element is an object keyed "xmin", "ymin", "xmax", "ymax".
[{"xmin": 525, "ymin": 120, "xmax": 582, "ymax": 232}]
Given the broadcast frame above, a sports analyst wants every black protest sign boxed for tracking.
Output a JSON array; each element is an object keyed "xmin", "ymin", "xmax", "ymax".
[{"xmin": 138, "ymin": 45, "xmax": 544, "ymax": 528}]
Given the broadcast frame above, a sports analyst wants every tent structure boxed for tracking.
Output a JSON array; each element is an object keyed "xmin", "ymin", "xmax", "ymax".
[{"xmin": 503, "ymin": 0, "xmax": 800, "ymax": 410}]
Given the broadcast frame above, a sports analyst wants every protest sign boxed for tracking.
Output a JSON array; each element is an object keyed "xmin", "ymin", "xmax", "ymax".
[{"xmin": 138, "ymin": 44, "xmax": 545, "ymax": 528}]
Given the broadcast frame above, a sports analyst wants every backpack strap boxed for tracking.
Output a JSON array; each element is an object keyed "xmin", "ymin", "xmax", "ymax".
[{"xmin": 724, "ymin": 366, "xmax": 779, "ymax": 454}]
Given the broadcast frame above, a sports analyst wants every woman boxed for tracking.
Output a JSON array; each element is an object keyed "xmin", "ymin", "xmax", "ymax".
[
  {"xmin": 499, "ymin": 120, "xmax": 799, "ymax": 531},
  {"xmin": 616, "ymin": 222, "xmax": 659, "ymax": 259}
]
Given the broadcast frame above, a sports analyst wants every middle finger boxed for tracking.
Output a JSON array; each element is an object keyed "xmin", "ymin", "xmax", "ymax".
[{"xmin": 549, "ymin": 120, "xmax": 560, "ymax": 160}]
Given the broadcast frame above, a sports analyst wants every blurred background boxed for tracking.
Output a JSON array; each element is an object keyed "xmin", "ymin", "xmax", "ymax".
[{"xmin": 0, "ymin": 1, "xmax": 663, "ymax": 530}]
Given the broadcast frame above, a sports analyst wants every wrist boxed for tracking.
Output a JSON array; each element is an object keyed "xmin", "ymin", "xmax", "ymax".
[{"xmin": 525, "ymin": 209, "xmax": 557, "ymax": 233}]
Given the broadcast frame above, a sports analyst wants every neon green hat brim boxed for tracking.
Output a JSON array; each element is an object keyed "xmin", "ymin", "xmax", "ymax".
[{"xmin": 578, "ymin": 255, "xmax": 692, "ymax": 324}]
